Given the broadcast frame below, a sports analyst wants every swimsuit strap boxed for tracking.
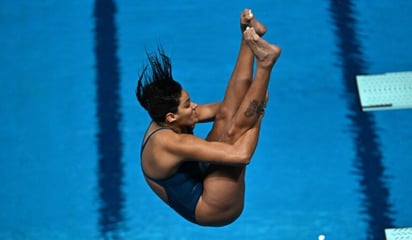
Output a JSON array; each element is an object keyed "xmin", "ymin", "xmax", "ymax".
[
  {"xmin": 140, "ymin": 126, "xmax": 171, "ymax": 157},
  {"xmin": 140, "ymin": 125, "xmax": 171, "ymax": 182}
]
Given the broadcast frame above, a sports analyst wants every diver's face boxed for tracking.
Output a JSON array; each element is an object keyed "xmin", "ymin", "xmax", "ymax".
[{"xmin": 175, "ymin": 89, "xmax": 198, "ymax": 128}]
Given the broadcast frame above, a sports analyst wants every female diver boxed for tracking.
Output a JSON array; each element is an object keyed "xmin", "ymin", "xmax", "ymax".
[{"xmin": 136, "ymin": 9, "xmax": 281, "ymax": 226}]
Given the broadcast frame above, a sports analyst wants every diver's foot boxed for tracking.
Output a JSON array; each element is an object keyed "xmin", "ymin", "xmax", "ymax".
[
  {"xmin": 244, "ymin": 27, "xmax": 281, "ymax": 68},
  {"xmin": 240, "ymin": 9, "xmax": 267, "ymax": 36}
]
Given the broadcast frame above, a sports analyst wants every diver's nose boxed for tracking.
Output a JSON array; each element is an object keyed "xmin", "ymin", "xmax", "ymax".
[{"xmin": 191, "ymin": 102, "xmax": 198, "ymax": 109}]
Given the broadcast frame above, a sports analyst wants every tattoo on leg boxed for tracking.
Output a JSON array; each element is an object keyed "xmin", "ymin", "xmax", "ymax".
[
  {"xmin": 244, "ymin": 100, "xmax": 265, "ymax": 117},
  {"xmin": 257, "ymin": 102, "xmax": 265, "ymax": 115},
  {"xmin": 244, "ymin": 100, "xmax": 265, "ymax": 118},
  {"xmin": 244, "ymin": 100, "xmax": 258, "ymax": 117}
]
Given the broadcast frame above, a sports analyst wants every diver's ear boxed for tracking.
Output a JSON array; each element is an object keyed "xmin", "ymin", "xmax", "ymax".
[{"xmin": 165, "ymin": 112, "xmax": 177, "ymax": 124}]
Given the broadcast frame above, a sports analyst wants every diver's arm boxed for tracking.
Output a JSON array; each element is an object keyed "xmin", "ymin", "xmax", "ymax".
[
  {"xmin": 159, "ymin": 115, "xmax": 263, "ymax": 166},
  {"xmin": 197, "ymin": 102, "xmax": 221, "ymax": 123}
]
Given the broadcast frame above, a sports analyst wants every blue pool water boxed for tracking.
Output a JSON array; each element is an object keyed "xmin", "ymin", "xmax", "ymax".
[{"xmin": 1, "ymin": 1, "xmax": 411, "ymax": 239}]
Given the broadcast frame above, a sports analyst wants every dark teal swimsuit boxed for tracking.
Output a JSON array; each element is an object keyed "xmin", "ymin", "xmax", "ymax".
[{"xmin": 140, "ymin": 127, "xmax": 207, "ymax": 224}]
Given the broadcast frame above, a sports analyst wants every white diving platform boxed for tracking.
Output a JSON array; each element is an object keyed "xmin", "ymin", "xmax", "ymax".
[
  {"xmin": 356, "ymin": 71, "xmax": 412, "ymax": 111},
  {"xmin": 385, "ymin": 227, "xmax": 412, "ymax": 240}
]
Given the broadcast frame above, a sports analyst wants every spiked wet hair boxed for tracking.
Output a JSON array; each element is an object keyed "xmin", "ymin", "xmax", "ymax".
[{"xmin": 136, "ymin": 48, "xmax": 182, "ymax": 123}]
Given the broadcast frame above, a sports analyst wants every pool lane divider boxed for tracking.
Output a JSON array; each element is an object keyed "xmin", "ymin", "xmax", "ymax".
[
  {"xmin": 93, "ymin": 0, "xmax": 125, "ymax": 237},
  {"xmin": 329, "ymin": 0, "xmax": 395, "ymax": 238}
]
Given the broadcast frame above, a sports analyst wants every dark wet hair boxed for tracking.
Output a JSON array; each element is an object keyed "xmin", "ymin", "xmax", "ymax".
[{"xmin": 136, "ymin": 48, "xmax": 182, "ymax": 123}]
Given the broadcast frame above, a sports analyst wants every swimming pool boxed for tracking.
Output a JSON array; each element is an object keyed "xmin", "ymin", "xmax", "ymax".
[{"xmin": 0, "ymin": 0, "xmax": 411, "ymax": 239}]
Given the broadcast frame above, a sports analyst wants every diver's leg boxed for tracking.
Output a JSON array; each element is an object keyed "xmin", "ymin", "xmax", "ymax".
[
  {"xmin": 196, "ymin": 29, "xmax": 281, "ymax": 226},
  {"xmin": 196, "ymin": 115, "xmax": 263, "ymax": 226},
  {"xmin": 210, "ymin": 27, "xmax": 281, "ymax": 144},
  {"xmin": 207, "ymin": 9, "xmax": 266, "ymax": 141},
  {"xmin": 221, "ymin": 27, "xmax": 281, "ymax": 143}
]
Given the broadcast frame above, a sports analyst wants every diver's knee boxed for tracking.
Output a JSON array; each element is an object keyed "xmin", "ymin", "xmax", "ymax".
[
  {"xmin": 215, "ymin": 105, "xmax": 232, "ymax": 122},
  {"xmin": 224, "ymin": 122, "xmax": 249, "ymax": 142}
]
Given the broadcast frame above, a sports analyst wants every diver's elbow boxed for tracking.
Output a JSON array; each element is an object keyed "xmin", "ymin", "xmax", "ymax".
[{"xmin": 239, "ymin": 154, "xmax": 251, "ymax": 165}]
